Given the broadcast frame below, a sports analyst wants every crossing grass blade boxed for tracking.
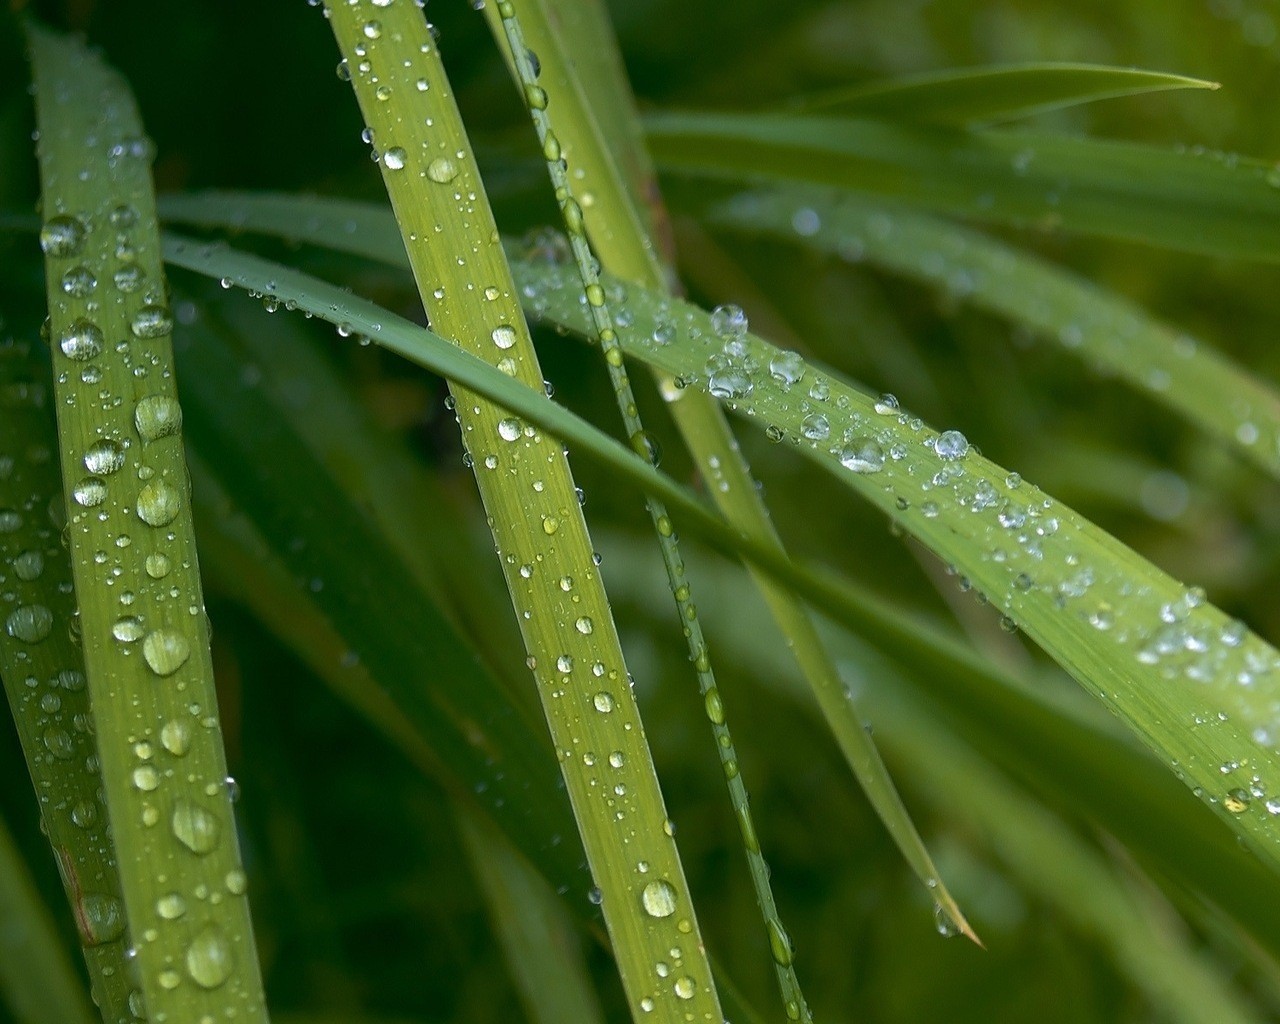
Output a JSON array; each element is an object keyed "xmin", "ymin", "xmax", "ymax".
[
  {"xmin": 27, "ymin": 23, "xmax": 267, "ymax": 1022},
  {"xmin": 0, "ymin": 326, "xmax": 134, "ymax": 1022},
  {"xmin": 322, "ymin": 4, "xmax": 723, "ymax": 1019},
  {"xmin": 793, "ymin": 63, "xmax": 1218, "ymax": 125},
  {"xmin": 643, "ymin": 111, "xmax": 1280, "ymax": 261},
  {"xmin": 707, "ymin": 186, "xmax": 1280, "ymax": 481}
]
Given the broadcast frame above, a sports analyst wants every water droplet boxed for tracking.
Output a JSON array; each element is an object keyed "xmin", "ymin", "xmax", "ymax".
[
  {"xmin": 427, "ymin": 156, "xmax": 459, "ymax": 183},
  {"xmin": 710, "ymin": 304, "xmax": 748, "ymax": 339},
  {"xmin": 1225, "ymin": 788, "xmax": 1251, "ymax": 813},
  {"xmin": 113, "ymin": 264, "xmax": 144, "ymax": 292},
  {"xmin": 60, "ymin": 265, "xmax": 97, "ymax": 297},
  {"xmin": 73, "ymin": 476, "xmax": 108, "ymax": 507},
  {"xmin": 137, "ymin": 481, "xmax": 180, "ymax": 526},
  {"xmin": 542, "ymin": 516, "xmax": 559, "ymax": 535},
  {"xmin": 575, "ymin": 615, "xmax": 594, "ymax": 635},
  {"xmin": 383, "ymin": 146, "xmax": 407, "ymax": 170},
  {"xmin": 185, "ymin": 926, "xmax": 234, "ymax": 989},
  {"xmin": 160, "ymin": 719, "xmax": 192, "ymax": 756},
  {"xmin": 6, "ymin": 605, "xmax": 53, "ymax": 643},
  {"xmin": 171, "ymin": 799, "xmax": 220, "ymax": 854},
  {"xmin": 84, "ymin": 439, "xmax": 126, "ymax": 475},
  {"xmin": 935, "ymin": 430, "xmax": 970, "ymax": 461},
  {"xmin": 130, "ymin": 305, "xmax": 173, "ymax": 339},
  {"xmin": 673, "ymin": 976, "xmax": 696, "ymax": 1000},
  {"xmin": 79, "ymin": 894, "xmax": 124, "ymax": 945},
  {"xmin": 839, "ymin": 437, "xmax": 885, "ymax": 474},
  {"xmin": 768, "ymin": 350, "xmax": 805, "ymax": 387},
  {"xmin": 767, "ymin": 918, "xmax": 794, "ymax": 966},
  {"xmin": 134, "ymin": 395, "xmax": 183, "ymax": 443},
  {"xmin": 641, "ymin": 879, "xmax": 677, "ymax": 918},
  {"xmin": 59, "ymin": 318, "xmax": 103, "ymax": 361},
  {"xmin": 156, "ymin": 892, "xmax": 187, "ymax": 920},
  {"xmin": 13, "ymin": 550, "xmax": 44, "ymax": 581},
  {"xmin": 497, "ymin": 417, "xmax": 521, "ymax": 441},
  {"xmin": 40, "ymin": 215, "xmax": 87, "ymax": 257},
  {"xmin": 609, "ymin": 750, "xmax": 625, "ymax": 768},
  {"xmin": 133, "ymin": 765, "xmax": 159, "ymax": 791},
  {"xmin": 492, "ymin": 324, "xmax": 517, "ymax": 349},
  {"xmin": 934, "ymin": 900, "xmax": 960, "ymax": 937},
  {"xmin": 225, "ymin": 869, "xmax": 248, "ymax": 896},
  {"xmin": 112, "ymin": 616, "xmax": 144, "ymax": 642},
  {"xmin": 145, "ymin": 552, "xmax": 172, "ymax": 579},
  {"xmin": 143, "ymin": 629, "xmax": 190, "ymax": 676},
  {"xmin": 592, "ymin": 691, "xmax": 615, "ymax": 713}
]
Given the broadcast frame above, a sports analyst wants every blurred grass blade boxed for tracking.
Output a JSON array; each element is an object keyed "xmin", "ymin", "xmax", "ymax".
[
  {"xmin": 28, "ymin": 23, "xmax": 267, "ymax": 1022},
  {"xmin": 0, "ymin": 810, "xmax": 95, "ymax": 1024},
  {"xmin": 709, "ymin": 187, "xmax": 1280, "ymax": 479},
  {"xmin": 795, "ymin": 63, "xmax": 1218, "ymax": 125},
  {"xmin": 323, "ymin": 4, "xmax": 723, "ymax": 1019},
  {"xmin": 458, "ymin": 806, "xmax": 606, "ymax": 1024},
  {"xmin": 0, "ymin": 330, "xmax": 134, "ymax": 1019},
  {"xmin": 643, "ymin": 111, "xmax": 1280, "ymax": 261}
]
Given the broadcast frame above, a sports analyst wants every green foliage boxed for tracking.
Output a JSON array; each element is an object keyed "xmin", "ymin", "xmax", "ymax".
[{"xmin": 2, "ymin": 2, "xmax": 1280, "ymax": 1024}]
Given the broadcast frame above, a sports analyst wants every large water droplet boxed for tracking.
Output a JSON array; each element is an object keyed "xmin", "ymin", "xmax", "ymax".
[
  {"xmin": 935, "ymin": 430, "xmax": 970, "ymax": 461},
  {"xmin": 382, "ymin": 146, "xmax": 407, "ymax": 170},
  {"xmin": 136, "ymin": 481, "xmax": 180, "ymax": 526},
  {"xmin": 112, "ymin": 616, "xmax": 144, "ymax": 642},
  {"xmin": 73, "ymin": 476, "xmax": 108, "ymax": 507},
  {"xmin": 59, "ymin": 319, "xmax": 103, "ymax": 361},
  {"xmin": 710, "ymin": 304, "xmax": 748, "ymax": 339},
  {"xmin": 78, "ymin": 894, "xmax": 124, "ymax": 945},
  {"xmin": 427, "ymin": 156, "xmax": 459, "ymax": 183},
  {"xmin": 171, "ymin": 799, "xmax": 220, "ymax": 854},
  {"xmin": 13, "ymin": 550, "xmax": 44, "ymax": 581},
  {"xmin": 800, "ymin": 413, "xmax": 830, "ymax": 441},
  {"xmin": 40, "ymin": 215, "xmax": 87, "ymax": 257},
  {"xmin": 641, "ymin": 879, "xmax": 677, "ymax": 918},
  {"xmin": 130, "ymin": 305, "xmax": 173, "ymax": 340},
  {"xmin": 84, "ymin": 438, "xmax": 126, "ymax": 475},
  {"xmin": 492, "ymin": 324, "xmax": 517, "ymax": 349},
  {"xmin": 497, "ymin": 417, "xmax": 522, "ymax": 442},
  {"xmin": 839, "ymin": 437, "xmax": 885, "ymax": 474},
  {"xmin": 61, "ymin": 265, "xmax": 97, "ymax": 297},
  {"xmin": 160, "ymin": 718, "xmax": 192, "ymax": 756},
  {"xmin": 143, "ymin": 629, "xmax": 190, "ymax": 676},
  {"xmin": 673, "ymin": 976, "xmax": 697, "ymax": 1000},
  {"xmin": 6, "ymin": 605, "xmax": 53, "ymax": 643},
  {"xmin": 768, "ymin": 350, "xmax": 805, "ymax": 387},
  {"xmin": 185, "ymin": 926, "xmax": 234, "ymax": 989}
]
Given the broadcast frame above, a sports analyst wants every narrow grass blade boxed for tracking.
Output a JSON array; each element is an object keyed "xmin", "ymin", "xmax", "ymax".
[
  {"xmin": 458, "ymin": 806, "xmax": 606, "ymax": 1024},
  {"xmin": 795, "ymin": 63, "xmax": 1218, "ymax": 126},
  {"xmin": 27, "ymin": 23, "xmax": 267, "ymax": 1021},
  {"xmin": 480, "ymin": 0, "xmax": 976, "ymax": 944},
  {"xmin": 160, "ymin": 234, "xmax": 1280, "ymax": 950},
  {"xmin": 709, "ymin": 187, "xmax": 1280, "ymax": 480},
  {"xmin": 0, "ymin": 329, "xmax": 135, "ymax": 1020},
  {"xmin": 0, "ymin": 811, "xmax": 96, "ymax": 1024},
  {"xmin": 322, "ymin": 4, "xmax": 723, "ymax": 1020},
  {"xmin": 644, "ymin": 111, "xmax": 1280, "ymax": 261}
]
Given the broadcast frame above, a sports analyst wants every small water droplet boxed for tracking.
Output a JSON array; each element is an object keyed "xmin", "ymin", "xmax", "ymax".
[
  {"xmin": 112, "ymin": 616, "xmax": 144, "ymax": 642},
  {"xmin": 427, "ymin": 156, "xmax": 459, "ymax": 183},
  {"xmin": 382, "ymin": 146, "xmax": 407, "ymax": 170},
  {"xmin": 839, "ymin": 437, "xmax": 885, "ymax": 474},
  {"xmin": 84, "ymin": 438, "xmax": 126, "ymax": 475},
  {"xmin": 593, "ymin": 691, "xmax": 614, "ymax": 713},
  {"xmin": 130, "ymin": 305, "xmax": 173, "ymax": 340},
  {"xmin": 673, "ymin": 976, "xmax": 696, "ymax": 1000},
  {"xmin": 59, "ymin": 318, "xmax": 103, "ymax": 361},
  {"xmin": 142, "ymin": 629, "xmax": 190, "ymax": 676},
  {"xmin": 79, "ymin": 894, "xmax": 124, "ymax": 945},
  {"xmin": 497, "ymin": 417, "xmax": 521, "ymax": 441},
  {"xmin": 160, "ymin": 719, "xmax": 192, "ymax": 756},
  {"xmin": 134, "ymin": 395, "xmax": 183, "ymax": 443},
  {"xmin": 13, "ymin": 550, "xmax": 44, "ymax": 581},
  {"xmin": 145, "ymin": 552, "xmax": 172, "ymax": 579},
  {"xmin": 40, "ymin": 215, "xmax": 87, "ymax": 257},
  {"xmin": 710, "ymin": 304, "xmax": 748, "ymax": 339},
  {"xmin": 492, "ymin": 324, "xmax": 517, "ymax": 349},
  {"xmin": 137, "ymin": 481, "xmax": 180, "ymax": 526},
  {"xmin": 6, "ymin": 604, "xmax": 53, "ymax": 643},
  {"xmin": 575, "ymin": 615, "xmax": 594, "ymax": 635},
  {"xmin": 935, "ymin": 430, "xmax": 970, "ymax": 461},
  {"xmin": 641, "ymin": 879, "xmax": 677, "ymax": 918},
  {"xmin": 156, "ymin": 892, "xmax": 187, "ymax": 920},
  {"xmin": 171, "ymin": 799, "xmax": 220, "ymax": 854},
  {"xmin": 61, "ymin": 265, "xmax": 97, "ymax": 297},
  {"xmin": 185, "ymin": 926, "xmax": 234, "ymax": 989}
]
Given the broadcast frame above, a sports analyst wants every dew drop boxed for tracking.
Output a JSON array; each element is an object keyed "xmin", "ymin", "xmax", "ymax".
[
  {"xmin": 427, "ymin": 156, "xmax": 459, "ymax": 183},
  {"xmin": 935, "ymin": 430, "xmax": 970, "ymax": 461},
  {"xmin": 112, "ymin": 616, "xmax": 144, "ymax": 642},
  {"xmin": 6, "ymin": 604, "xmax": 53, "ymax": 643},
  {"xmin": 641, "ymin": 879, "xmax": 677, "ymax": 918},
  {"xmin": 710, "ymin": 304, "xmax": 748, "ymax": 339},
  {"xmin": 113, "ymin": 264, "xmax": 144, "ymax": 293},
  {"xmin": 40, "ymin": 215, "xmax": 87, "ymax": 257},
  {"xmin": 839, "ymin": 437, "xmax": 885, "ymax": 474},
  {"xmin": 492, "ymin": 324, "xmax": 517, "ymax": 349},
  {"xmin": 136, "ymin": 481, "xmax": 180, "ymax": 527},
  {"xmin": 156, "ymin": 892, "xmax": 187, "ymax": 920},
  {"xmin": 382, "ymin": 146, "xmax": 407, "ymax": 170},
  {"xmin": 768, "ymin": 350, "xmax": 805, "ymax": 387},
  {"xmin": 575, "ymin": 615, "xmax": 594, "ymax": 635},
  {"xmin": 145, "ymin": 552, "xmax": 172, "ymax": 579},
  {"xmin": 143, "ymin": 629, "xmax": 190, "ymax": 676},
  {"xmin": 60, "ymin": 265, "xmax": 97, "ymax": 297},
  {"xmin": 1225, "ymin": 788, "xmax": 1251, "ymax": 814},
  {"xmin": 673, "ymin": 976, "xmax": 696, "ymax": 1000},
  {"xmin": 185, "ymin": 926, "xmax": 234, "ymax": 989},
  {"xmin": 132, "ymin": 765, "xmax": 159, "ymax": 792},
  {"xmin": 134, "ymin": 395, "xmax": 183, "ymax": 443},
  {"xmin": 592, "ymin": 691, "xmax": 615, "ymax": 713},
  {"xmin": 73, "ymin": 476, "xmax": 108, "ymax": 507},
  {"xmin": 800, "ymin": 413, "xmax": 830, "ymax": 441},
  {"xmin": 497, "ymin": 417, "xmax": 521, "ymax": 441},
  {"xmin": 84, "ymin": 439, "xmax": 126, "ymax": 475},
  {"xmin": 160, "ymin": 719, "xmax": 192, "ymax": 756},
  {"xmin": 59, "ymin": 319, "xmax": 103, "ymax": 361},
  {"xmin": 171, "ymin": 799, "xmax": 220, "ymax": 854},
  {"xmin": 13, "ymin": 550, "xmax": 44, "ymax": 581},
  {"xmin": 78, "ymin": 894, "xmax": 124, "ymax": 945},
  {"xmin": 130, "ymin": 305, "xmax": 173, "ymax": 339}
]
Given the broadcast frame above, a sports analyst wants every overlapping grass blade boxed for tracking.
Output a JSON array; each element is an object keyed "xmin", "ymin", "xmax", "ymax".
[
  {"xmin": 170, "ymin": 292, "xmax": 585, "ymax": 896},
  {"xmin": 644, "ymin": 111, "xmax": 1280, "ymax": 261},
  {"xmin": 322, "ymin": 4, "xmax": 722, "ymax": 1019},
  {"xmin": 708, "ymin": 186, "xmax": 1280, "ymax": 479},
  {"xmin": 0, "ymin": 811, "xmax": 95, "ymax": 1024},
  {"xmin": 795, "ymin": 63, "xmax": 1218, "ymax": 125},
  {"xmin": 27, "ymin": 23, "xmax": 266, "ymax": 1022},
  {"xmin": 0, "ymin": 327, "xmax": 134, "ymax": 1021},
  {"xmin": 482, "ymin": 0, "xmax": 975, "ymax": 943}
]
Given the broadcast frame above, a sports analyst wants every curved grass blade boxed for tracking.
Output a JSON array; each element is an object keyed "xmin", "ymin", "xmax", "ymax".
[
  {"xmin": 644, "ymin": 111, "xmax": 1280, "ymax": 262},
  {"xmin": 27, "ymin": 23, "xmax": 267, "ymax": 1022},
  {"xmin": 795, "ymin": 63, "xmax": 1218, "ymax": 126},
  {"xmin": 709, "ymin": 186, "xmax": 1280, "ymax": 480},
  {"xmin": 0, "ymin": 810, "xmax": 95, "ymax": 1024},
  {"xmin": 321, "ymin": 4, "xmax": 722, "ymax": 1019},
  {"xmin": 0, "ymin": 329, "xmax": 136, "ymax": 1022},
  {"xmin": 491, "ymin": 5, "xmax": 816, "ymax": 1015},
  {"xmin": 160, "ymin": 233, "xmax": 1280, "ymax": 953}
]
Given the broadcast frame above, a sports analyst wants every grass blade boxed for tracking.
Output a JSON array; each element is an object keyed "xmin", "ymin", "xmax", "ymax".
[
  {"xmin": 795, "ymin": 62, "xmax": 1219, "ymax": 126},
  {"xmin": 0, "ymin": 327, "xmax": 135, "ymax": 1020},
  {"xmin": 321, "ymin": 4, "xmax": 723, "ymax": 1019},
  {"xmin": 28, "ymin": 23, "xmax": 267, "ymax": 1021},
  {"xmin": 644, "ymin": 111, "xmax": 1280, "ymax": 261},
  {"xmin": 708, "ymin": 187, "xmax": 1280, "ymax": 480}
]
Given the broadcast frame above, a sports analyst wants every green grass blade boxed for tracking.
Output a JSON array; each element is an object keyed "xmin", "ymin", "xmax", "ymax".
[
  {"xmin": 709, "ymin": 187, "xmax": 1280, "ymax": 480},
  {"xmin": 0, "ymin": 811, "xmax": 95, "ymax": 1024},
  {"xmin": 795, "ymin": 62, "xmax": 1218, "ymax": 125},
  {"xmin": 491, "ymin": 5, "xmax": 817, "ymax": 1016},
  {"xmin": 322, "ymin": 4, "xmax": 723, "ymax": 1019},
  {"xmin": 644, "ymin": 111, "xmax": 1280, "ymax": 261},
  {"xmin": 458, "ymin": 806, "xmax": 606, "ymax": 1024},
  {"xmin": 27, "ymin": 22, "xmax": 267, "ymax": 1021},
  {"xmin": 160, "ymin": 233, "xmax": 1280, "ymax": 953},
  {"xmin": 0, "ymin": 328, "xmax": 134, "ymax": 1020}
]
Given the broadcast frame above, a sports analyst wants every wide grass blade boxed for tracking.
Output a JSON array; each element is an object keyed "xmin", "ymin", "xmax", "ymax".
[
  {"xmin": 795, "ymin": 63, "xmax": 1218, "ymax": 125},
  {"xmin": 708, "ymin": 187, "xmax": 1280, "ymax": 480},
  {"xmin": 27, "ymin": 23, "xmax": 267, "ymax": 1022},
  {"xmin": 644, "ymin": 111, "xmax": 1280, "ymax": 261},
  {"xmin": 160, "ymin": 232, "xmax": 1280, "ymax": 959},
  {"xmin": 0, "ymin": 328, "xmax": 134, "ymax": 1020},
  {"xmin": 322, "ymin": 4, "xmax": 723, "ymax": 1019}
]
